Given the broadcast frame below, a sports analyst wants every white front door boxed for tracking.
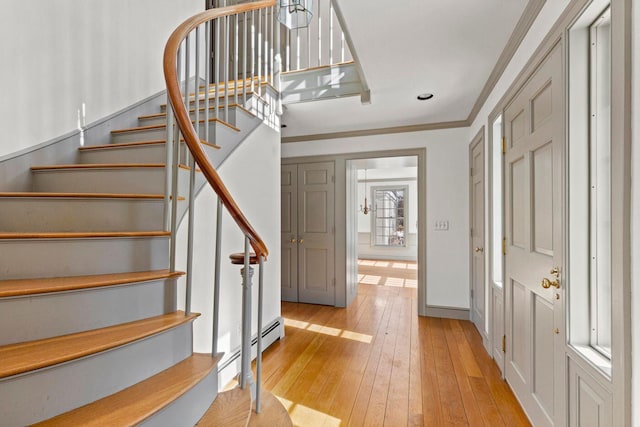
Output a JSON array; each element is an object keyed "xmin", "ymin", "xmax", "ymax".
[
  {"xmin": 470, "ymin": 135, "xmax": 486, "ymax": 337},
  {"xmin": 504, "ymin": 45, "xmax": 566, "ymax": 426}
]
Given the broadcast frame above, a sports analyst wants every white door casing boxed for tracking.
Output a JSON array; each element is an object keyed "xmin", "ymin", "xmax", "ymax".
[{"xmin": 504, "ymin": 45, "xmax": 566, "ymax": 426}]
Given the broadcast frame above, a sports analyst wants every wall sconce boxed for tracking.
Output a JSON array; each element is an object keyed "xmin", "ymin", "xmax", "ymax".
[{"xmin": 278, "ymin": 0, "xmax": 313, "ymax": 30}]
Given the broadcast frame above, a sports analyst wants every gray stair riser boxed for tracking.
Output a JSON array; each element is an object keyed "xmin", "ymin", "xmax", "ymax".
[
  {"xmin": 0, "ymin": 236, "xmax": 169, "ymax": 280},
  {"xmin": 111, "ymin": 127, "xmax": 166, "ymax": 144},
  {"xmin": 0, "ymin": 323, "xmax": 194, "ymax": 426},
  {"xmin": 32, "ymin": 168, "xmax": 200, "ymax": 195},
  {"xmin": 140, "ymin": 108, "xmax": 249, "ymax": 129},
  {"xmin": 79, "ymin": 144, "xmax": 187, "ymax": 165},
  {"xmin": 0, "ymin": 198, "xmax": 165, "ymax": 232},
  {"xmin": 111, "ymin": 122, "xmax": 220, "ymax": 145},
  {"xmin": 0, "ymin": 277, "xmax": 179, "ymax": 345},
  {"xmin": 140, "ymin": 367, "xmax": 218, "ymax": 427},
  {"xmin": 139, "ymin": 109, "xmax": 234, "ymax": 127}
]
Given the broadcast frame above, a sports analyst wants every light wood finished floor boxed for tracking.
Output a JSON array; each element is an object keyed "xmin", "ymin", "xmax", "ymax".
[{"xmin": 258, "ymin": 260, "xmax": 530, "ymax": 426}]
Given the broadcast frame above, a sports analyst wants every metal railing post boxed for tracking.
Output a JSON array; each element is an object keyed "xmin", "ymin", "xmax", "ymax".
[
  {"xmin": 169, "ymin": 45, "xmax": 183, "ymax": 274},
  {"xmin": 256, "ymin": 255, "xmax": 265, "ymax": 413},
  {"xmin": 240, "ymin": 235, "xmax": 254, "ymax": 392},
  {"xmin": 212, "ymin": 198, "xmax": 223, "ymax": 356}
]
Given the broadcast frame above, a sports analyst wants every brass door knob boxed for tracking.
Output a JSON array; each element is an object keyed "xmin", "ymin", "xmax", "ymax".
[
  {"xmin": 474, "ymin": 247, "xmax": 484, "ymax": 253},
  {"xmin": 289, "ymin": 238, "xmax": 296, "ymax": 244},
  {"xmin": 541, "ymin": 278, "xmax": 560, "ymax": 289},
  {"xmin": 298, "ymin": 238, "xmax": 304, "ymax": 244}
]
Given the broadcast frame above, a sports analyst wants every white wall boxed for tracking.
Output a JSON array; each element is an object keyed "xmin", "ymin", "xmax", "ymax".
[
  {"xmin": 0, "ymin": 0, "xmax": 203, "ymax": 157},
  {"xmin": 631, "ymin": 0, "xmax": 639, "ymax": 422},
  {"xmin": 282, "ymin": 127, "xmax": 470, "ymax": 310},
  {"xmin": 176, "ymin": 124, "xmax": 281, "ymax": 359}
]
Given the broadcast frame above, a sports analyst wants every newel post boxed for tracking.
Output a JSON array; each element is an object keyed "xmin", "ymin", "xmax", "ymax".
[{"xmin": 229, "ymin": 243, "xmax": 259, "ymax": 396}]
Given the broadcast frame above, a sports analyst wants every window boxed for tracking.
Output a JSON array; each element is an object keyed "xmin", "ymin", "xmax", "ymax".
[
  {"xmin": 491, "ymin": 115, "xmax": 503, "ymax": 288},
  {"xmin": 371, "ymin": 186, "xmax": 407, "ymax": 247},
  {"xmin": 588, "ymin": 9, "xmax": 611, "ymax": 357},
  {"xmin": 568, "ymin": 4, "xmax": 612, "ymax": 371}
]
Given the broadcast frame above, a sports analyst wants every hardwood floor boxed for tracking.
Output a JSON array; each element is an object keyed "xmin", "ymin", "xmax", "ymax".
[{"xmin": 258, "ymin": 260, "xmax": 530, "ymax": 426}]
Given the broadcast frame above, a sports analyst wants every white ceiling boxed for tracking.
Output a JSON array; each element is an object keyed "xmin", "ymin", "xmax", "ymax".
[{"xmin": 281, "ymin": 0, "xmax": 529, "ymax": 139}]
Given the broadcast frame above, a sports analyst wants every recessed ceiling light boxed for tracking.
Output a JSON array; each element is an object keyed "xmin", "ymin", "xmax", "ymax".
[{"xmin": 417, "ymin": 93, "xmax": 434, "ymax": 101}]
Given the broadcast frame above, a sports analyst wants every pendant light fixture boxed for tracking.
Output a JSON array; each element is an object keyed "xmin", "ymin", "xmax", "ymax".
[
  {"xmin": 360, "ymin": 169, "xmax": 372, "ymax": 215},
  {"xmin": 278, "ymin": 0, "xmax": 313, "ymax": 30}
]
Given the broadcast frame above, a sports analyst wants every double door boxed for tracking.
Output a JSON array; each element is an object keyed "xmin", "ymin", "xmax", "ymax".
[{"xmin": 281, "ymin": 162, "xmax": 335, "ymax": 305}]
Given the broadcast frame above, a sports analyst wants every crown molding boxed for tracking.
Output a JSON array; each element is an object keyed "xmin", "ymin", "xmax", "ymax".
[
  {"xmin": 466, "ymin": 0, "xmax": 547, "ymax": 125},
  {"xmin": 281, "ymin": 120, "xmax": 468, "ymax": 143}
]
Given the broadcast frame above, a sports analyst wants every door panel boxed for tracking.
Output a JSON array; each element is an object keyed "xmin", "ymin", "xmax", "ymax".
[
  {"xmin": 281, "ymin": 162, "xmax": 335, "ymax": 305},
  {"xmin": 470, "ymin": 136, "xmax": 485, "ymax": 336},
  {"xmin": 297, "ymin": 162, "xmax": 335, "ymax": 305},
  {"xmin": 281, "ymin": 165, "xmax": 298, "ymax": 302},
  {"xmin": 504, "ymin": 45, "xmax": 565, "ymax": 427}
]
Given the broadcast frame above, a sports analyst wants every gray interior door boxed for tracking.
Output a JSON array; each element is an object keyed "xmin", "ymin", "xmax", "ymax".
[
  {"xmin": 297, "ymin": 162, "xmax": 335, "ymax": 305},
  {"xmin": 281, "ymin": 164, "xmax": 299, "ymax": 302},
  {"xmin": 504, "ymin": 46, "xmax": 565, "ymax": 427},
  {"xmin": 470, "ymin": 137, "xmax": 486, "ymax": 336},
  {"xmin": 280, "ymin": 162, "xmax": 335, "ymax": 305}
]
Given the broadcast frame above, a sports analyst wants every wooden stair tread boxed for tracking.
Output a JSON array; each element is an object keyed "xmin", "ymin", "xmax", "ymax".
[
  {"xmin": 31, "ymin": 163, "xmax": 195, "ymax": 171},
  {"xmin": 0, "ymin": 269, "xmax": 184, "ymax": 298},
  {"xmin": 197, "ymin": 386, "xmax": 252, "ymax": 427},
  {"xmin": 0, "ymin": 231, "xmax": 170, "ymax": 239},
  {"xmin": 139, "ymin": 103, "xmax": 255, "ymax": 121},
  {"xmin": 248, "ymin": 389, "xmax": 293, "ymax": 427},
  {"xmin": 0, "ymin": 311, "xmax": 199, "ymax": 379},
  {"xmin": 33, "ymin": 353, "xmax": 222, "ymax": 427},
  {"xmin": 0, "ymin": 192, "xmax": 169, "ymax": 199},
  {"xmin": 111, "ymin": 117, "xmax": 239, "ymax": 134},
  {"xmin": 79, "ymin": 139, "xmax": 221, "ymax": 150},
  {"xmin": 161, "ymin": 90, "xmax": 268, "ymax": 109}
]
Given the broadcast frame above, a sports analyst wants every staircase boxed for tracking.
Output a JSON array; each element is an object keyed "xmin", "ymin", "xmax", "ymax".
[{"xmin": 0, "ymin": 1, "xmax": 293, "ymax": 425}]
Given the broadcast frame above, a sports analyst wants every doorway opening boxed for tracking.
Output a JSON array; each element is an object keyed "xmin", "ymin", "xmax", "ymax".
[{"xmin": 347, "ymin": 156, "xmax": 419, "ymax": 305}]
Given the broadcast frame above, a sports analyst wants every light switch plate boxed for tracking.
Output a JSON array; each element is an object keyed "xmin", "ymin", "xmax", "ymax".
[{"xmin": 435, "ymin": 220, "xmax": 449, "ymax": 231}]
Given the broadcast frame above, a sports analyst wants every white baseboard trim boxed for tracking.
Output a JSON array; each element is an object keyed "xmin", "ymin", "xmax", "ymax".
[
  {"xmin": 217, "ymin": 316, "xmax": 285, "ymax": 387},
  {"xmin": 425, "ymin": 305, "xmax": 470, "ymax": 320}
]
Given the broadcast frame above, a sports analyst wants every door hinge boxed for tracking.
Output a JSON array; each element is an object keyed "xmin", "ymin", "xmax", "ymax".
[
  {"xmin": 502, "ymin": 237, "xmax": 507, "ymax": 255},
  {"xmin": 501, "ymin": 136, "xmax": 506, "ymax": 154},
  {"xmin": 470, "ymin": 289, "xmax": 474, "ymax": 299},
  {"xmin": 470, "ymin": 167, "xmax": 473, "ymax": 176},
  {"xmin": 331, "ymin": 175, "xmax": 335, "ymax": 183},
  {"xmin": 502, "ymin": 335, "xmax": 506, "ymax": 353},
  {"xmin": 332, "ymin": 278, "xmax": 336, "ymax": 287}
]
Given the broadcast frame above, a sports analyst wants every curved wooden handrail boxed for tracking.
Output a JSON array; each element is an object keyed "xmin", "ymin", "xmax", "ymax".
[{"xmin": 163, "ymin": 0, "xmax": 275, "ymax": 259}]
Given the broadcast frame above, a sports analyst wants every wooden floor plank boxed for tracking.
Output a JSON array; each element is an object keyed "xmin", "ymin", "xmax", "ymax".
[
  {"xmin": 382, "ymin": 293, "xmax": 412, "ymax": 426},
  {"xmin": 407, "ymin": 298, "xmax": 424, "ymax": 427},
  {"xmin": 443, "ymin": 319, "xmax": 485, "ymax": 426},
  {"xmin": 254, "ymin": 260, "xmax": 528, "ymax": 427}
]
